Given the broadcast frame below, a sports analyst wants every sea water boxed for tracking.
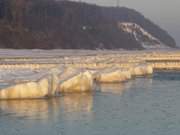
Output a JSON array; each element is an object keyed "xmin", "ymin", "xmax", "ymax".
[{"xmin": 0, "ymin": 71, "xmax": 180, "ymax": 135}]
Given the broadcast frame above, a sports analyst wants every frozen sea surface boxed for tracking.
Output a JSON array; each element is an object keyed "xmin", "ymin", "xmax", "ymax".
[{"xmin": 0, "ymin": 72, "xmax": 180, "ymax": 135}]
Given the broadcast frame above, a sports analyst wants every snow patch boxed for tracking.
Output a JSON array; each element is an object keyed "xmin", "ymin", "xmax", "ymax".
[{"xmin": 119, "ymin": 22, "xmax": 170, "ymax": 49}]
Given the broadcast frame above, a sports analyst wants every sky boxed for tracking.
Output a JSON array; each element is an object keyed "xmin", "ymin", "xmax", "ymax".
[{"xmin": 73, "ymin": 0, "xmax": 180, "ymax": 46}]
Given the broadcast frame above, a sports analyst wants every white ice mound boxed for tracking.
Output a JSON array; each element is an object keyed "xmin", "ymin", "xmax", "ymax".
[
  {"xmin": 95, "ymin": 67, "xmax": 131, "ymax": 83},
  {"xmin": 130, "ymin": 64, "xmax": 153, "ymax": 76},
  {"xmin": 0, "ymin": 75, "xmax": 49, "ymax": 100},
  {"xmin": 58, "ymin": 68, "xmax": 94, "ymax": 93},
  {"xmin": 0, "ymin": 68, "xmax": 63, "ymax": 99}
]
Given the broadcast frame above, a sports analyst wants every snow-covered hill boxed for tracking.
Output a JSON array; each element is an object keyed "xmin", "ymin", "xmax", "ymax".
[
  {"xmin": 0, "ymin": 1, "xmax": 176, "ymax": 49},
  {"xmin": 119, "ymin": 22, "xmax": 170, "ymax": 49}
]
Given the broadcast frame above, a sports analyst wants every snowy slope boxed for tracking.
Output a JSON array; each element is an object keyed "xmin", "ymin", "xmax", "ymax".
[{"xmin": 119, "ymin": 22, "xmax": 170, "ymax": 49}]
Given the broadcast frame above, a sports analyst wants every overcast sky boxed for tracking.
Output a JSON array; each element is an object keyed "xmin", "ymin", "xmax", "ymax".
[{"xmin": 73, "ymin": 0, "xmax": 180, "ymax": 46}]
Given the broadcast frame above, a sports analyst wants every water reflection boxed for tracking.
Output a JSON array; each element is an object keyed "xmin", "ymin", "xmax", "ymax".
[
  {"xmin": 59, "ymin": 93, "xmax": 94, "ymax": 121},
  {"xmin": 97, "ymin": 77, "xmax": 153, "ymax": 96},
  {"xmin": 98, "ymin": 82, "xmax": 134, "ymax": 95},
  {"xmin": 129, "ymin": 77, "xmax": 153, "ymax": 88},
  {"xmin": 60, "ymin": 93, "xmax": 93, "ymax": 113},
  {"xmin": 0, "ymin": 93, "xmax": 93, "ymax": 121},
  {"xmin": 0, "ymin": 99, "xmax": 56, "ymax": 121},
  {"xmin": 99, "ymin": 83, "xmax": 126, "ymax": 95}
]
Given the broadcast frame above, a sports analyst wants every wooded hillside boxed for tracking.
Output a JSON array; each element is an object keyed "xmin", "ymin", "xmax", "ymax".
[{"xmin": 0, "ymin": 0, "xmax": 176, "ymax": 49}]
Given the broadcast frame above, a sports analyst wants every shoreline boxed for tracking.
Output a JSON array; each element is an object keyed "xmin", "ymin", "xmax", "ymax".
[{"xmin": 0, "ymin": 49, "xmax": 180, "ymax": 99}]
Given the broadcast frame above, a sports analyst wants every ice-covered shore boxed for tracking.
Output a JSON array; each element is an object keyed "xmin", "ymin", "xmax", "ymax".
[{"xmin": 0, "ymin": 49, "xmax": 180, "ymax": 99}]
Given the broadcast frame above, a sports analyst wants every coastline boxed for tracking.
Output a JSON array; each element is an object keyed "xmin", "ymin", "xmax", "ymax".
[{"xmin": 0, "ymin": 49, "xmax": 180, "ymax": 99}]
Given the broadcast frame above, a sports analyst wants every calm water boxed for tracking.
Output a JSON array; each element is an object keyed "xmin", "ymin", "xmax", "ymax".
[{"xmin": 0, "ymin": 72, "xmax": 180, "ymax": 135}]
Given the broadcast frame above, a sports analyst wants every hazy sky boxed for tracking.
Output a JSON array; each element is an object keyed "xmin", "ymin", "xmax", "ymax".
[{"xmin": 73, "ymin": 0, "xmax": 180, "ymax": 46}]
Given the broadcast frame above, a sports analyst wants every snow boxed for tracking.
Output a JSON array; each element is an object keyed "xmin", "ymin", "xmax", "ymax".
[
  {"xmin": 0, "ymin": 49, "xmax": 180, "ymax": 99},
  {"xmin": 58, "ymin": 70, "xmax": 94, "ymax": 93},
  {"xmin": 0, "ymin": 77, "xmax": 50, "ymax": 99},
  {"xmin": 0, "ymin": 69, "xmax": 48, "ymax": 84},
  {"xmin": 119, "ymin": 22, "xmax": 170, "ymax": 49},
  {"xmin": 95, "ymin": 67, "xmax": 132, "ymax": 83}
]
